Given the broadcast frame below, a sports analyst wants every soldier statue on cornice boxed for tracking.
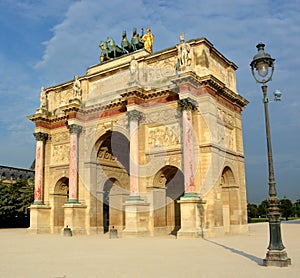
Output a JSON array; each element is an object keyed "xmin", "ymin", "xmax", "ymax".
[
  {"xmin": 37, "ymin": 86, "xmax": 48, "ymax": 114},
  {"xmin": 176, "ymin": 32, "xmax": 192, "ymax": 71}
]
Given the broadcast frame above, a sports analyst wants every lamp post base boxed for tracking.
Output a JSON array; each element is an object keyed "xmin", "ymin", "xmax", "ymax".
[{"xmin": 263, "ymin": 250, "xmax": 291, "ymax": 267}]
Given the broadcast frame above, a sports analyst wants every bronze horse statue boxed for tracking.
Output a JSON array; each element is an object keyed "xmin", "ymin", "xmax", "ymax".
[
  {"xmin": 131, "ymin": 27, "xmax": 144, "ymax": 51},
  {"xmin": 99, "ymin": 28, "xmax": 147, "ymax": 63},
  {"xmin": 121, "ymin": 30, "xmax": 134, "ymax": 53},
  {"xmin": 106, "ymin": 37, "xmax": 125, "ymax": 58},
  {"xmin": 99, "ymin": 38, "xmax": 125, "ymax": 62},
  {"xmin": 99, "ymin": 40, "xmax": 110, "ymax": 62}
]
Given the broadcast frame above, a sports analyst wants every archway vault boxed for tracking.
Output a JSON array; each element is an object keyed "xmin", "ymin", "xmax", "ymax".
[
  {"xmin": 52, "ymin": 177, "xmax": 69, "ymax": 231},
  {"xmin": 152, "ymin": 166, "xmax": 184, "ymax": 235},
  {"xmin": 221, "ymin": 166, "xmax": 241, "ymax": 233},
  {"xmin": 93, "ymin": 130, "xmax": 130, "ymax": 233},
  {"xmin": 96, "ymin": 130, "xmax": 130, "ymax": 173}
]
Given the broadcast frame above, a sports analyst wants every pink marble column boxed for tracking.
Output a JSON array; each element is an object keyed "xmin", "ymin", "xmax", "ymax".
[
  {"xmin": 67, "ymin": 124, "xmax": 82, "ymax": 203},
  {"xmin": 33, "ymin": 132, "xmax": 48, "ymax": 205},
  {"xmin": 127, "ymin": 110, "xmax": 143, "ymax": 200},
  {"xmin": 178, "ymin": 98, "xmax": 197, "ymax": 195}
]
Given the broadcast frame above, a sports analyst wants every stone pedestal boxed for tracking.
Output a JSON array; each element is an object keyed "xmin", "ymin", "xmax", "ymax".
[
  {"xmin": 63, "ymin": 203, "xmax": 87, "ymax": 235},
  {"xmin": 263, "ymin": 250, "xmax": 291, "ymax": 267},
  {"xmin": 177, "ymin": 194, "xmax": 205, "ymax": 238},
  {"xmin": 27, "ymin": 204, "xmax": 51, "ymax": 234},
  {"xmin": 122, "ymin": 198, "xmax": 150, "ymax": 237}
]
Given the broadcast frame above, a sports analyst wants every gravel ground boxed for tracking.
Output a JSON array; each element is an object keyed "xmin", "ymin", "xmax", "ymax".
[{"xmin": 0, "ymin": 221, "xmax": 299, "ymax": 278}]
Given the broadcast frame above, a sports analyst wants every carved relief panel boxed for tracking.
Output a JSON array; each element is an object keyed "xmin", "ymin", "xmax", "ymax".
[
  {"xmin": 146, "ymin": 123, "xmax": 180, "ymax": 150},
  {"xmin": 141, "ymin": 57, "xmax": 176, "ymax": 87},
  {"xmin": 51, "ymin": 144, "xmax": 70, "ymax": 165},
  {"xmin": 51, "ymin": 131, "xmax": 70, "ymax": 165},
  {"xmin": 217, "ymin": 107, "xmax": 236, "ymax": 150}
]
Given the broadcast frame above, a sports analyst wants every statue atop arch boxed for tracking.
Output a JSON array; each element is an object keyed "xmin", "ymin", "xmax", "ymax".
[
  {"xmin": 176, "ymin": 32, "xmax": 192, "ymax": 71},
  {"xmin": 99, "ymin": 27, "xmax": 154, "ymax": 62},
  {"xmin": 131, "ymin": 27, "xmax": 144, "ymax": 51},
  {"xmin": 140, "ymin": 28, "xmax": 154, "ymax": 53}
]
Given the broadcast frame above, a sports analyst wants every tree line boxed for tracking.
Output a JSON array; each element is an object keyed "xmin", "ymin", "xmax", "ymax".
[
  {"xmin": 0, "ymin": 179, "xmax": 34, "ymax": 228},
  {"xmin": 248, "ymin": 198, "xmax": 300, "ymax": 222}
]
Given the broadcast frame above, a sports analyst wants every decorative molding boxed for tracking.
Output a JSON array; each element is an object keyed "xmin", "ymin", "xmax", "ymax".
[{"xmin": 97, "ymin": 147, "xmax": 116, "ymax": 162}]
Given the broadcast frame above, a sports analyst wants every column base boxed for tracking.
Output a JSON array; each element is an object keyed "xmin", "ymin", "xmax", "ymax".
[
  {"xmin": 33, "ymin": 200, "xmax": 44, "ymax": 205},
  {"xmin": 27, "ymin": 204, "xmax": 51, "ymax": 234},
  {"xmin": 177, "ymin": 194, "xmax": 205, "ymax": 239},
  {"xmin": 126, "ymin": 195, "xmax": 144, "ymax": 202},
  {"xmin": 66, "ymin": 198, "xmax": 80, "ymax": 204},
  {"xmin": 123, "ymin": 198, "xmax": 150, "ymax": 238},
  {"xmin": 263, "ymin": 250, "xmax": 291, "ymax": 267},
  {"xmin": 63, "ymin": 203, "xmax": 87, "ymax": 235}
]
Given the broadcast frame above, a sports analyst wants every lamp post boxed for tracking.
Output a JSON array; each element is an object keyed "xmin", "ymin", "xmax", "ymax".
[{"xmin": 250, "ymin": 43, "xmax": 291, "ymax": 267}]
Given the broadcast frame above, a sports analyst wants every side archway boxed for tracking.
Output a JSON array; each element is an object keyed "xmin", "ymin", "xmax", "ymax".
[
  {"xmin": 152, "ymin": 166, "xmax": 184, "ymax": 235},
  {"xmin": 102, "ymin": 178, "xmax": 128, "ymax": 233},
  {"xmin": 220, "ymin": 166, "xmax": 240, "ymax": 233},
  {"xmin": 52, "ymin": 177, "xmax": 69, "ymax": 230}
]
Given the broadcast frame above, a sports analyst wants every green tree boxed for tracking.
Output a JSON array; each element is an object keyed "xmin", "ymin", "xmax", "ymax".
[
  {"xmin": 294, "ymin": 199, "xmax": 300, "ymax": 217},
  {"xmin": 279, "ymin": 197, "xmax": 293, "ymax": 220},
  {"xmin": 258, "ymin": 199, "xmax": 269, "ymax": 218},
  {"xmin": 247, "ymin": 203, "xmax": 258, "ymax": 219},
  {"xmin": 0, "ymin": 179, "xmax": 34, "ymax": 227}
]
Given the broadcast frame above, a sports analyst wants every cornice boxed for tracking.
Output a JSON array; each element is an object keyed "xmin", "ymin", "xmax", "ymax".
[
  {"xmin": 79, "ymin": 99, "xmax": 127, "ymax": 116},
  {"xmin": 120, "ymin": 87, "xmax": 146, "ymax": 100},
  {"xmin": 171, "ymin": 71, "xmax": 202, "ymax": 89},
  {"xmin": 144, "ymin": 89, "xmax": 177, "ymax": 100},
  {"xmin": 172, "ymin": 73, "xmax": 248, "ymax": 110},
  {"xmin": 198, "ymin": 74, "xmax": 225, "ymax": 92}
]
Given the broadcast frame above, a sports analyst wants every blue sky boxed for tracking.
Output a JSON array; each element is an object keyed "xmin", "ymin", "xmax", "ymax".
[{"xmin": 0, "ymin": 0, "xmax": 299, "ymax": 204}]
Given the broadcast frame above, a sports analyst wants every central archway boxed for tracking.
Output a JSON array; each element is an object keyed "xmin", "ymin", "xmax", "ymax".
[{"xmin": 95, "ymin": 130, "xmax": 130, "ymax": 234}]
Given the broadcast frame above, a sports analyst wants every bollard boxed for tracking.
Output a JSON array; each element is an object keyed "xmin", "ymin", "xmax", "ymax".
[
  {"xmin": 109, "ymin": 226, "xmax": 118, "ymax": 239},
  {"xmin": 63, "ymin": 225, "xmax": 72, "ymax": 237}
]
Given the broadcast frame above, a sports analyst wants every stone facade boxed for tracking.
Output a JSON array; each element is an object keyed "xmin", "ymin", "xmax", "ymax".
[{"xmin": 28, "ymin": 37, "xmax": 249, "ymax": 237}]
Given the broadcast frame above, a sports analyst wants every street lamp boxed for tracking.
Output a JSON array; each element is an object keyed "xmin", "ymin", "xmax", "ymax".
[{"xmin": 250, "ymin": 43, "xmax": 291, "ymax": 267}]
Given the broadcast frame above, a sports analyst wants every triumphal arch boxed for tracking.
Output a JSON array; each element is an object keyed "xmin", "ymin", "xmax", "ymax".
[{"xmin": 28, "ymin": 30, "xmax": 249, "ymax": 238}]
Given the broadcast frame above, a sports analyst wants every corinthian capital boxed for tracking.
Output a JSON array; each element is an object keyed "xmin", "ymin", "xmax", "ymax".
[
  {"xmin": 177, "ymin": 97, "xmax": 197, "ymax": 112},
  {"xmin": 126, "ymin": 109, "xmax": 143, "ymax": 122},
  {"xmin": 33, "ymin": 132, "xmax": 48, "ymax": 142},
  {"xmin": 67, "ymin": 124, "xmax": 82, "ymax": 135}
]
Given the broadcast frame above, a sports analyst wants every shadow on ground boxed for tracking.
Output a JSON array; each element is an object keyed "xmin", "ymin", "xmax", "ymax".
[{"xmin": 204, "ymin": 238, "xmax": 263, "ymax": 266}]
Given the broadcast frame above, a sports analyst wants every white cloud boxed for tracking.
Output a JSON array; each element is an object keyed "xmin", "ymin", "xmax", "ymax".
[{"xmin": 3, "ymin": 0, "xmax": 75, "ymax": 21}]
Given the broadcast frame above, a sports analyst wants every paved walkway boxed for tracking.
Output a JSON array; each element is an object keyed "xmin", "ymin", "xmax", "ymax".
[{"xmin": 0, "ymin": 221, "xmax": 299, "ymax": 278}]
